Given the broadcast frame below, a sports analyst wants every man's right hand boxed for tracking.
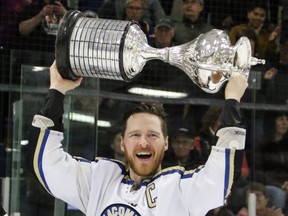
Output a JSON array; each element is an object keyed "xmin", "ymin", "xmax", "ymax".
[
  {"xmin": 224, "ymin": 73, "xmax": 248, "ymax": 102},
  {"xmin": 49, "ymin": 61, "xmax": 82, "ymax": 94}
]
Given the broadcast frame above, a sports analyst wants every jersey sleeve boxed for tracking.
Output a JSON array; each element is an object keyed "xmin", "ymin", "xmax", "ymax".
[
  {"xmin": 30, "ymin": 125, "xmax": 92, "ymax": 213},
  {"xmin": 216, "ymin": 98, "xmax": 245, "ymax": 187},
  {"xmin": 179, "ymin": 99, "xmax": 246, "ymax": 215},
  {"xmin": 30, "ymin": 89, "xmax": 91, "ymax": 212},
  {"xmin": 180, "ymin": 147, "xmax": 237, "ymax": 215}
]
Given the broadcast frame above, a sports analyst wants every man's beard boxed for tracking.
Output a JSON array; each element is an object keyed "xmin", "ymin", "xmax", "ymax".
[{"xmin": 124, "ymin": 147, "xmax": 165, "ymax": 178}]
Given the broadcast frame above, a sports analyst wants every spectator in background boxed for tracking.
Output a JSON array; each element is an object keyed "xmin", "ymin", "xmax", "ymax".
[
  {"xmin": 151, "ymin": 16, "xmax": 174, "ymax": 48},
  {"xmin": 173, "ymin": 0, "xmax": 213, "ymax": 45},
  {"xmin": 268, "ymin": 32, "xmax": 288, "ymax": 104},
  {"xmin": 18, "ymin": 0, "xmax": 67, "ymax": 52},
  {"xmin": 236, "ymin": 182, "xmax": 285, "ymax": 216},
  {"xmin": 232, "ymin": 27, "xmax": 277, "ymax": 104},
  {"xmin": 124, "ymin": 0, "xmax": 154, "ymax": 42},
  {"xmin": 254, "ymin": 111, "xmax": 288, "ymax": 210},
  {"xmin": 167, "ymin": 0, "xmax": 283, "ymax": 45},
  {"xmin": 255, "ymin": 111, "xmax": 288, "ymax": 189},
  {"xmin": 97, "ymin": 0, "xmax": 165, "ymax": 25},
  {"xmin": 170, "ymin": 0, "xmax": 255, "ymax": 32},
  {"xmin": 162, "ymin": 127, "xmax": 204, "ymax": 170},
  {"xmin": 110, "ymin": 131, "xmax": 126, "ymax": 162},
  {"xmin": 195, "ymin": 106, "xmax": 222, "ymax": 160},
  {"xmin": 229, "ymin": 2, "xmax": 279, "ymax": 62}
]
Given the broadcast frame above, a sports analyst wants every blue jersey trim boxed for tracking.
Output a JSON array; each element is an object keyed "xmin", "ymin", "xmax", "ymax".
[{"xmin": 38, "ymin": 129, "xmax": 52, "ymax": 193}]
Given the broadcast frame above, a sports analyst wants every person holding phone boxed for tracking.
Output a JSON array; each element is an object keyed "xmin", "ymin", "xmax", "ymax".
[{"xmin": 18, "ymin": 0, "xmax": 67, "ymax": 52}]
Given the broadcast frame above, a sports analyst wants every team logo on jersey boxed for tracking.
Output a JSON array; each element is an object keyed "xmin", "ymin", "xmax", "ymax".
[{"xmin": 101, "ymin": 203, "xmax": 141, "ymax": 216}]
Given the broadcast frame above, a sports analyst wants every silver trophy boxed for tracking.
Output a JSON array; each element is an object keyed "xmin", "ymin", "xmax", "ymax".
[{"xmin": 56, "ymin": 10, "xmax": 265, "ymax": 93}]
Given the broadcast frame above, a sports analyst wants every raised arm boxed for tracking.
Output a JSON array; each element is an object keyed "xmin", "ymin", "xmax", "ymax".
[
  {"xmin": 214, "ymin": 73, "xmax": 248, "ymax": 194},
  {"xmin": 181, "ymin": 73, "xmax": 248, "ymax": 215},
  {"xmin": 34, "ymin": 61, "xmax": 82, "ymax": 131},
  {"xmin": 30, "ymin": 62, "xmax": 90, "ymax": 212},
  {"xmin": 216, "ymin": 73, "xmax": 248, "ymax": 149}
]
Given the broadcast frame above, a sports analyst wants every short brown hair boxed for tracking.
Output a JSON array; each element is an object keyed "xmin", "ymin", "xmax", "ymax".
[
  {"xmin": 122, "ymin": 103, "xmax": 168, "ymax": 137},
  {"xmin": 245, "ymin": 182, "xmax": 267, "ymax": 197},
  {"xmin": 125, "ymin": 0, "xmax": 146, "ymax": 6}
]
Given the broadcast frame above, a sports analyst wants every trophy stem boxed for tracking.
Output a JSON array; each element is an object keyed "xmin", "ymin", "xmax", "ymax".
[
  {"xmin": 122, "ymin": 25, "xmax": 169, "ymax": 79},
  {"xmin": 167, "ymin": 47, "xmax": 187, "ymax": 69},
  {"xmin": 141, "ymin": 44, "xmax": 168, "ymax": 62}
]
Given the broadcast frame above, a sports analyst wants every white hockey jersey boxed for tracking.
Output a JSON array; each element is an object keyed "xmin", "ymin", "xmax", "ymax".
[{"xmin": 33, "ymin": 126, "xmax": 242, "ymax": 216}]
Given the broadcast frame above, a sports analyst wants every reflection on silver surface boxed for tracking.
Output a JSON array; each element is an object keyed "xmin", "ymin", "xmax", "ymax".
[
  {"xmin": 56, "ymin": 10, "xmax": 265, "ymax": 94},
  {"xmin": 167, "ymin": 29, "xmax": 265, "ymax": 93}
]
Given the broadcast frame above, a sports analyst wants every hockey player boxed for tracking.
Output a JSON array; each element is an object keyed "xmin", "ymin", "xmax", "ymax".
[{"xmin": 30, "ymin": 61, "xmax": 248, "ymax": 216}]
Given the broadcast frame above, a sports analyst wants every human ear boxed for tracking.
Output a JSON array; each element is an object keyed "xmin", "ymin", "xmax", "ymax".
[
  {"xmin": 120, "ymin": 136, "xmax": 125, "ymax": 151},
  {"xmin": 164, "ymin": 136, "xmax": 169, "ymax": 151}
]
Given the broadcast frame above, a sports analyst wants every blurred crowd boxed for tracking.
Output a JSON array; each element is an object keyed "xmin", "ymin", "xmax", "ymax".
[
  {"xmin": 0, "ymin": 0, "xmax": 287, "ymax": 104},
  {"xmin": 0, "ymin": 0, "xmax": 288, "ymax": 215}
]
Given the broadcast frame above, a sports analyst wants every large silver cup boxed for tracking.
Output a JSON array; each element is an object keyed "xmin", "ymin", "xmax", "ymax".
[{"xmin": 56, "ymin": 10, "xmax": 265, "ymax": 93}]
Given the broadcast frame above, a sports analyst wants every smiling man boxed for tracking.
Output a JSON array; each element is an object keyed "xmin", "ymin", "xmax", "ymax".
[
  {"xmin": 229, "ymin": 2, "xmax": 279, "ymax": 60},
  {"xmin": 30, "ymin": 61, "xmax": 248, "ymax": 215},
  {"xmin": 121, "ymin": 108, "xmax": 169, "ymax": 187}
]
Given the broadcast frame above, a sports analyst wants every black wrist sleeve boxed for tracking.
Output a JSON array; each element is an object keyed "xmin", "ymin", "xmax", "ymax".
[
  {"xmin": 220, "ymin": 99, "xmax": 243, "ymax": 128},
  {"xmin": 38, "ymin": 89, "xmax": 65, "ymax": 131},
  {"xmin": 219, "ymin": 99, "xmax": 245, "ymax": 183}
]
